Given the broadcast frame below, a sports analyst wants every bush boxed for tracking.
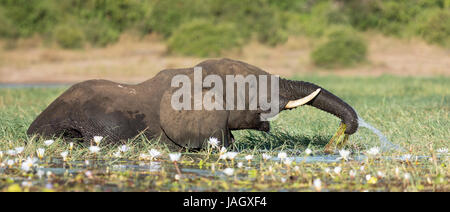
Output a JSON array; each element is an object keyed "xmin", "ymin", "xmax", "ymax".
[
  {"xmin": 343, "ymin": 0, "xmax": 442, "ymax": 36},
  {"xmin": 210, "ymin": 0, "xmax": 288, "ymax": 46},
  {"xmin": 167, "ymin": 20, "xmax": 243, "ymax": 57},
  {"xmin": 253, "ymin": 9, "xmax": 288, "ymax": 46},
  {"xmin": 0, "ymin": 0, "xmax": 60, "ymax": 37},
  {"xmin": 289, "ymin": 1, "xmax": 350, "ymax": 37},
  {"xmin": 148, "ymin": 0, "xmax": 210, "ymax": 38},
  {"xmin": 311, "ymin": 27, "xmax": 368, "ymax": 68},
  {"xmin": 94, "ymin": 0, "xmax": 147, "ymax": 32},
  {"xmin": 53, "ymin": 24, "xmax": 85, "ymax": 49},
  {"xmin": 83, "ymin": 19, "xmax": 120, "ymax": 47},
  {"xmin": 0, "ymin": 8, "xmax": 18, "ymax": 38},
  {"xmin": 413, "ymin": 9, "xmax": 450, "ymax": 47}
]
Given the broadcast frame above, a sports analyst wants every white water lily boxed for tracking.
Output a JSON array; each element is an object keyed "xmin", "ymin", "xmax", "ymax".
[
  {"xmin": 36, "ymin": 148, "xmax": 45, "ymax": 159},
  {"xmin": 22, "ymin": 181, "xmax": 32, "ymax": 187},
  {"xmin": 305, "ymin": 148, "xmax": 312, "ymax": 155},
  {"xmin": 44, "ymin": 140, "xmax": 54, "ymax": 146},
  {"xmin": 334, "ymin": 166, "xmax": 342, "ymax": 174},
  {"xmin": 337, "ymin": 149, "xmax": 351, "ymax": 161},
  {"xmin": 118, "ymin": 145, "xmax": 129, "ymax": 153},
  {"xmin": 93, "ymin": 136, "xmax": 103, "ymax": 145},
  {"xmin": 174, "ymin": 174, "xmax": 181, "ymax": 180},
  {"xmin": 237, "ymin": 162, "xmax": 244, "ymax": 168},
  {"xmin": 245, "ymin": 155, "xmax": 253, "ymax": 161},
  {"xmin": 262, "ymin": 153, "xmax": 272, "ymax": 160},
  {"xmin": 220, "ymin": 147, "xmax": 227, "ymax": 154},
  {"xmin": 37, "ymin": 170, "xmax": 44, "ymax": 179},
  {"xmin": 21, "ymin": 157, "xmax": 37, "ymax": 172},
  {"xmin": 113, "ymin": 151, "xmax": 121, "ymax": 158},
  {"xmin": 169, "ymin": 153, "xmax": 181, "ymax": 162},
  {"xmin": 89, "ymin": 146, "xmax": 100, "ymax": 154},
  {"xmin": 400, "ymin": 154, "xmax": 412, "ymax": 161},
  {"xmin": 277, "ymin": 152, "xmax": 287, "ymax": 160},
  {"xmin": 15, "ymin": 147, "xmax": 24, "ymax": 154},
  {"xmin": 220, "ymin": 152, "xmax": 238, "ymax": 160},
  {"xmin": 404, "ymin": 173, "xmax": 411, "ymax": 180},
  {"xmin": 219, "ymin": 154, "xmax": 228, "ymax": 160},
  {"xmin": 139, "ymin": 153, "xmax": 150, "ymax": 160},
  {"xmin": 366, "ymin": 147, "xmax": 380, "ymax": 156},
  {"xmin": 313, "ymin": 178, "xmax": 322, "ymax": 191},
  {"xmin": 223, "ymin": 168, "xmax": 235, "ymax": 176},
  {"xmin": 7, "ymin": 149, "xmax": 16, "ymax": 156},
  {"xmin": 377, "ymin": 171, "xmax": 385, "ymax": 178},
  {"xmin": 60, "ymin": 151, "xmax": 68, "ymax": 161},
  {"xmin": 85, "ymin": 171, "xmax": 93, "ymax": 178},
  {"xmin": 225, "ymin": 152, "xmax": 238, "ymax": 160},
  {"xmin": 436, "ymin": 148, "xmax": 448, "ymax": 154},
  {"xmin": 149, "ymin": 149, "xmax": 161, "ymax": 159},
  {"xmin": 208, "ymin": 137, "xmax": 220, "ymax": 148},
  {"xmin": 283, "ymin": 157, "xmax": 294, "ymax": 166},
  {"xmin": 349, "ymin": 170, "xmax": 356, "ymax": 178}
]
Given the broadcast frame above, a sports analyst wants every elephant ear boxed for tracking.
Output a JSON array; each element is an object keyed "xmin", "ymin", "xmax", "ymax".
[{"xmin": 159, "ymin": 90, "xmax": 229, "ymax": 149}]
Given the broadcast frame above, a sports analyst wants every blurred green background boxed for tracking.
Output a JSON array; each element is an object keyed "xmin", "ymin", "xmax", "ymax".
[{"xmin": 0, "ymin": 0, "xmax": 449, "ymax": 69}]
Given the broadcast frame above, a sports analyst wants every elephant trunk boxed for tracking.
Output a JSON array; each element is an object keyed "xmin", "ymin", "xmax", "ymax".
[{"xmin": 279, "ymin": 79, "xmax": 358, "ymax": 134}]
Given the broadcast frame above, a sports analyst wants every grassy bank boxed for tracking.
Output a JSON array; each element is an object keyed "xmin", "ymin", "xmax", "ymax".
[{"xmin": 0, "ymin": 75, "xmax": 448, "ymax": 191}]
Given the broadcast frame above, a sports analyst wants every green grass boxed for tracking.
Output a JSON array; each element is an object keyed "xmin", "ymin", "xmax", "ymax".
[{"xmin": 0, "ymin": 75, "xmax": 449, "ymax": 191}]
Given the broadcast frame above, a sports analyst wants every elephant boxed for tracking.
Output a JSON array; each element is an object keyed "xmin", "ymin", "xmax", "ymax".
[{"xmin": 27, "ymin": 58, "xmax": 358, "ymax": 152}]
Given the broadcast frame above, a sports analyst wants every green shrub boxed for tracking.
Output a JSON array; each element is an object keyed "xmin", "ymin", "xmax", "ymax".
[
  {"xmin": 0, "ymin": 0, "xmax": 60, "ymax": 37},
  {"xmin": 148, "ymin": 0, "xmax": 210, "ymax": 38},
  {"xmin": 0, "ymin": 8, "xmax": 18, "ymax": 38},
  {"xmin": 257, "ymin": 26, "xmax": 288, "ymax": 47},
  {"xmin": 210, "ymin": 0, "xmax": 288, "ymax": 46},
  {"xmin": 413, "ymin": 9, "xmax": 450, "ymax": 47},
  {"xmin": 343, "ymin": 0, "xmax": 432, "ymax": 36},
  {"xmin": 95, "ymin": 0, "xmax": 147, "ymax": 32},
  {"xmin": 289, "ymin": 1, "xmax": 350, "ymax": 37},
  {"xmin": 311, "ymin": 27, "xmax": 368, "ymax": 69},
  {"xmin": 253, "ymin": 9, "xmax": 288, "ymax": 46},
  {"xmin": 167, "ymin": 20, "xmax": 243, "ymax": 57},
  {"xmin": 53, "ymin": 24, "xmax": 85, "ymax": 49},
  {"xmin": 267, "ymin": 0, "xmax": 310, "ymax": 13},
  {"xmin": 83, "ymin": 19, "xmax": 120, "ymax": 47}
]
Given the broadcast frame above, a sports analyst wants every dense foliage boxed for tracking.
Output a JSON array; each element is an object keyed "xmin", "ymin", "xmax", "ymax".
[
  {"xmin": 0, "ymin": 0, "xmax": 448, "ymax": 58},
  {"xmin": 311, "ymin": 27, "xmax": 368, "ymax": 68}
]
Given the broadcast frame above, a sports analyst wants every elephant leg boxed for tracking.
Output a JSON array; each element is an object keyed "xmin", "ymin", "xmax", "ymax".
[{"xmin": 28, "ymin": 119, "xmax": 84, "ymax": 143}]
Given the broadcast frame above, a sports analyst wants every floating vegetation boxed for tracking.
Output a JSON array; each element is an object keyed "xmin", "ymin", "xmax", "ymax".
[{"xmin": 0, "ymin": 138, "xmax": 448, "ymax": 192}]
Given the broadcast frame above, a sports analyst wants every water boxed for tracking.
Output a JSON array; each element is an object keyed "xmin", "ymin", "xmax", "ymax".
[{"xmin": 357, "ymin": 116, "xmax": 405, "ymax": 152}]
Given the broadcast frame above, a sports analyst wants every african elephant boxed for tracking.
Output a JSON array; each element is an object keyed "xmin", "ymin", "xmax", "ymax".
[{"xmin": 27, "ymin": 58, "xmax": 358, "ymax": 151}]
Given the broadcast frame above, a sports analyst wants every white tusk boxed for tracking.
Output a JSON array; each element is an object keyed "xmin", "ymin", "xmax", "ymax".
[{"xmin": 285, "ymin": 88, "xmax": 321, "ymax": 109}]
